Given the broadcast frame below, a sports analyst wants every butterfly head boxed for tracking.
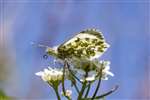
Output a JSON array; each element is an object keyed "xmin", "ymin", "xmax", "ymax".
[{"xmin": 45, "ymin": 46, "xmax": 59, "ymax": 58}]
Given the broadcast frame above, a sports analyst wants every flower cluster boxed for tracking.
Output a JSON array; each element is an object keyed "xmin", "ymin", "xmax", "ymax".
[
  {"xmin": 35, "ymin": 67, "xmax": 63, "ymax": 86},
  {"xmin": 35, "ymin": 29, "xmax": 117, "ymax": 100},
  {"xmin": 79, "ymin": 60, "xmax": 114, "ymax": 82}
]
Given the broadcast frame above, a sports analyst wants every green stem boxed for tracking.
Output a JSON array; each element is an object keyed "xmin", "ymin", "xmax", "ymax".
[
  {"xmin": 83, "ymin": 85, "xmax": 119, "ymax": 100},
  {"xmin": 84, "ymin": 83, "xmax": 91, "ymax": 98},
  {"xmin": 94, "ymin": 85, "xmax": 118, "ymax": 99},
  {"xmin": 67, "ymin": 63, "xmax": 83, "ymax": 84},
  {"xmin": 73, "ymin": 82, "xmax": 80, "ymax": 93},
  {"xmin": 62, "ymin": 61, "xmax": 70, "ymax": 100},
  {"xmin": 53, "ymin": 86, "xmax": 61, "ymax": 100},
  {"xmin": 77, "ymin": 81, "xmax": 87, "ymax": 100},
  {"xmin": 91, "ymin": 68, "xmax": 103, "ymax": 100},
  {"xmin": 62, "ymin": 62, "xmax": 66, "ymax": 93},
  {"xmin": 77, "ymin": 72, "xmax": 88, "ymax": 100}
]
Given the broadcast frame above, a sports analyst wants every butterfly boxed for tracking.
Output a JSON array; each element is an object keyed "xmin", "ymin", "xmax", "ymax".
[{"xmin": 45, "ymin": 28, "xmax": 110, "ymax": 60}]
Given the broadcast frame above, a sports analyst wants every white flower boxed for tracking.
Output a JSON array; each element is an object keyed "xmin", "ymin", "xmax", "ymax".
[
  {"xmin": 61, "ymin": 89, "xmax": 72, "ymax": 98},
  {"xmin": 80, "ymin": 75, "xmax": 95, "ymax": 82},
  {"xmin": 67, "ymin": 57, "xmax": 114, "ymax": 81},
  {"xmin": 35, "ymin": 67, "xmax": 63, "ymax": 82},
  {"xmin": 78, "ymin": 60, "xmax": 114, "ymax": 81},
  {"xmin": 95, "ymin": 61, "xmax": 114, "ymax": 80},
  {"xmin": 65, "ymin": 90, "xmax": 72, "ymax": 97}
]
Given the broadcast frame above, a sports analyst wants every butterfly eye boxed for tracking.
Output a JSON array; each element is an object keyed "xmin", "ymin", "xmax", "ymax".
[{"xmin": 43, "ymin": 54, "xmax": 48, "ymax": 59}]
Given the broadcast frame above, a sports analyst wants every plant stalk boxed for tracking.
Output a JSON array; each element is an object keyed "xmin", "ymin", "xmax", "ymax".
[
  {"xmin": 77, "ymin": 72, "xmax": 88, "ymax": 100},
  {"xmin": 62, "ymin": 60, "xmax": 70, "ymax": 100},
  {"xmin": 84, "ymin": 83, "xmax": 91, "ymax": 98},
  {"xmin": 83, "ymin": 85, "xmax": 119, "ymax": 100},
  {"xmin": 91, "ymin": 68, "xmax": 103, "ymax": 100},
  {"xmin": 53, "ymin": 86, "xmax": 61, "ymax": 100}
]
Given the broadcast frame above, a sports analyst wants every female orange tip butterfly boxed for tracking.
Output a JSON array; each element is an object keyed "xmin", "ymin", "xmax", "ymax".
[{"xmin": 31, "ymin": 28, "xmax": 109, "ymax": 60}]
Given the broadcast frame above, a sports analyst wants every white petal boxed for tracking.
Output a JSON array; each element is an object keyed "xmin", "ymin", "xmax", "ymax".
[
  {"xmin": 42, "ymin": 75, "xmax": 50, "ymax": 81},
  {"xmin": 44, "ymin": 68, "xmax": 50, "ymax": 73},
  {"xmin": 106, "ymin": 71, "xmax": 114, "ymax": 76},
  {"xmin": 103, "ymin": 77, "xmax": 108, "ymax": 80},
  {"xmin": 80, "ymin": 79, "xmax": 84, "ymax": 82},
  {"xmin": 86, "ymin": 76, "xmax": 95, "ymax": 81},
  {"xmin": 35, "ymin": 71, "xmax": 44, "ymax": 76},
  {"xmin": 104, "ymin": 66, "xmax": 110, "ymax": 71}
]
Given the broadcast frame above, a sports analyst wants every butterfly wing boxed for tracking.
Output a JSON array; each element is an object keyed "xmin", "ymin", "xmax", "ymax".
[{"xmin": 57, "ymin": 29, "xmax": 110, "ymax": 59}]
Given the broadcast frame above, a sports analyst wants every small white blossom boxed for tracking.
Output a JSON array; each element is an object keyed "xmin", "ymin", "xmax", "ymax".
[
  {"xmin": 95, "ymin": 60, "xmax": 114, "ymax": 80},
  {"xmin": 35, "ymin": 67, "xmax": 63, "ymax": 82},
  {"xmin": 80, "ymin": 75, "xmax": 95, "ymax": 82},
  {"xmin": 61, "ymin": 89, "xmax": 72, "ymax": 98}
]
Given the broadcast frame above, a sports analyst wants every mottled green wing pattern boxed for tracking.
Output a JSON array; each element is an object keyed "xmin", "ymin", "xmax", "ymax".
[{"xmin": 57, "ymin": 29, "xmax": 110, "ymax": 59}]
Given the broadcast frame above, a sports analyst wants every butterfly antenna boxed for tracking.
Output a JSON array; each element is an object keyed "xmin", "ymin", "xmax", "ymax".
[
  {"xmin": 30, "ymin": 42, "xmax": 58, "ymax": 58},
  {"xmin": 30, "ymin": 42, "xmax": 49, "ymax": 48}
]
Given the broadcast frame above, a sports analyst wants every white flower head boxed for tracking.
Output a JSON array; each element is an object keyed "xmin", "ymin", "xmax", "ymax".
[
  {"xmin": 35, "ymin": 67, "xmax": 63, "ymax": 84},
  {"xmin": 68, "ymin": 58, "xmax": 114, "ymax": 81}
]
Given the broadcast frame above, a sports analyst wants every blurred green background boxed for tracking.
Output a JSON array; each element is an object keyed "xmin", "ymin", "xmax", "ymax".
[{"xmin": 0, "ymin": 0, "xmax": 149, "ymax": 100}]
